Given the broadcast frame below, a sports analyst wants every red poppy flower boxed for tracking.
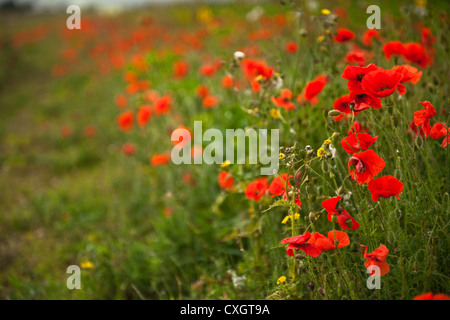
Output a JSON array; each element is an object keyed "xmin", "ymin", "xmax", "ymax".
[
  {"xmin": 361, "ymin": 68, "xmax": 404, "ymax": 98},
  {"xmin": 348, "ymin": 149, "xmax": 385, "ymax": 184},
  {"xmin": 199, "ymin": 64, "xmax": 216, "ymax": 77},
  {"xmin": 137, "ymin": 80, "xmax": 151, "ymax": 91},
  {"xmin": 322, "ymin": 196, "xmax": 360, "ymax": 231},
  {"xmin": 334, "ymin": 28, "xmax": 355, "ymax": 42},
  {"xmin": 221, "ymin": 74, "xmax": 234, "ymax": 89},
  {"xmin": 382, "ymin": 41, "xmax": 405, "ymax": 60},
  {"xmin": 245, "ymin": 177, "xmax": 269, "ymax": 202},
  {"xmin": 218, "ymin": 171, "xmax": 234, "ymax": 191},
  {"xmin": 421, "ymin": 28, "xmax": 436, "ymax": 50},
  {"xmin": 250, "ymin": 78, "xmax": 260, "ymax": 93},
  {"xmin": 297, "ymin": 75, "xmax": 327, "ymax": 105},
  {"xmin": 123, "ymin": 71, "xmax": 137, "ymax": 83},
  {"xmin": 285, "ymin": 41, "xmax": 298, "ymax": 54},
  {"xmin": 390, "ymin": 64, "xmax": 422, "ymax": 95},
  {"xmin": 137, "ymin": 105, "xmax": 152, "ymax": 127},
  {"xmin": 272, "ymin": 89, "xmax": 295, "ymax": 110},
  {"xmin": 341, "ymin": 132, "xmax": 378, "ymax": 154},
  {"xmin": 126, "ymin": 81, "xmax": 140, "ymax": 95},
  {"xmin": 345, "ymin": 48, "xmax": 369, "ymax": 67},
  {"xmin": 332, "ymin": 94, "xmax": 353, "ymax": 121},
  {"xmin": 268, "ymin": 174, "xmax": 293, "ymax": 197},
  {"xmin": 174, "ymin": 60, "xmax": 189, "ymax": 79},
  {"xmin": 413, "ymin": 292, "xmax": 450, "ymax": 300},
  {"xmin": 413, "ymin": 101, "xmax": 437, "ymax": 138},
  {"xmin": 362, "ymin": 29, "xmax": 381, "ymax": 47},
  {"xmin": 241, "ymin": 59, "xmax": 274, "ymax": 80},
  {"xmin": 196, "ymin": 84, "xmax": 209, "ymax": 98},
  {"xmin": 84, "ymin": 125, "xmax": 96, "ymax": 138},
  {"xmin": 117, "ymin": 110, "xmax": 134, "ymax": 132},
  {"xmin": 281, "ymin": 232, "xmax": 322, "ymax": 257},
  {"xmin": 408, "ymin": 120, "xmax": 426, "ymax": 139},
  {"xmin": 154, "ymin": 96, "xmax": 171, "ymax": 115},
  {"xmin": 172, "ymin": 125, "xmax": 192, "ymax": 147},
  {"xmin": 347, "ymin": 121, "xmax": 369, "ymax": 136},
  {"xmin": 60, "ymin": 125, "xmax": 72, "ymax": 138},
  {"xmin": 151, "ymin": 153, "xmax": 170, "ymax": 166},
  {"xmin": 122, "ymin": 143, "xmax": 135, "ymax": 156},
  {"xmin": 202, "ymin": 95, "xmax": 220, "ymax": 108},
  {"xmin": 307, "ymin": 231, "xmax": 350, "ymax": 251},
  {"xmin": 391, "ymin": 64, "xmax": 422, "ymax": 84},
  {"xmin": 341, "ymin": 64, "xmax": 379, "ymax": 94},
  {"xmin": 368, "ymin": 175, "xmax": 403, "ymax": 201},
  {"xmin": 115, "ymin": 94, "xmax": 127, "ymax": 108},
  {"xmin": 361, "ymin": 244, "xmax": 390, "ymax": 276},
  {"xmin": 349, "ymin": 92, "xmax": 382, "ymax": 110},
  {"xmin": 402, "ymin": 42, "xmax": 433, "ymax": 68},
  {"xmin": 430, "ymin": 123, "xmax": 449, "ymax": 147}
]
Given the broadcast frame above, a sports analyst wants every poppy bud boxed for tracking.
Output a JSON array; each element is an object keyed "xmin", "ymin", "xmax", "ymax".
[
  {"xmin": 295, "ymin": 171, "xmax": 302, "ymax": 185},
  {"xmin": 309, "ymin": 211, "xmax": 318, "ymax": 223},
  {"xmin": 328, "ymin": 110, "xmax": 341, "ymax": 117}
]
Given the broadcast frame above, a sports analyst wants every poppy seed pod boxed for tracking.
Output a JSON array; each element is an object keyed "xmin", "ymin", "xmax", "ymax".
[
  {"xmin": 328, "ymin": 110, "xmax": 341, "ymax": 117},
  {"xmin": 309, "ymin": 211, "xmax": 318, "ymax": 223}
]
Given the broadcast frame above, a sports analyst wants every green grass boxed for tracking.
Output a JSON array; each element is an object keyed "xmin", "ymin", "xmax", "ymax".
[{"xmin": 0, "ymin": 0, "xmax": 448, "ymax": 300}]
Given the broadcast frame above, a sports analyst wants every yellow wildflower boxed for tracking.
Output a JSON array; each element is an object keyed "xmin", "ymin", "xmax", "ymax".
[
  {"xmin": 81, "ymin": 260, "xmax": 94, "ymax": 270},
  {"xmin": 221, "ymin": 160, "xmax": 231, "ymax": 168},
  {"xmin": 277, "ymin": 276, "xmax": 287, "ymax": 285},
  {"xmin": 317, "ymin": 147, "xmax": 326, "ymax": 157},
  {"xmin": 270, "ymin": 108, "xmax": 281, "ymax": 119}
]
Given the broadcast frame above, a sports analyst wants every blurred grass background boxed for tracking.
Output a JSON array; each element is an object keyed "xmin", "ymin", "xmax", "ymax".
[{"xmin": 0, "ymin": 0, "xmax": 449, "ymax": 299}]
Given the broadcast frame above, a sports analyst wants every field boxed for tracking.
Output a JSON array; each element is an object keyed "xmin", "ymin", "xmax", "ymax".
[{"xmin": 0, "ymin": 0, "xmax": 449, "ymax": 300}]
